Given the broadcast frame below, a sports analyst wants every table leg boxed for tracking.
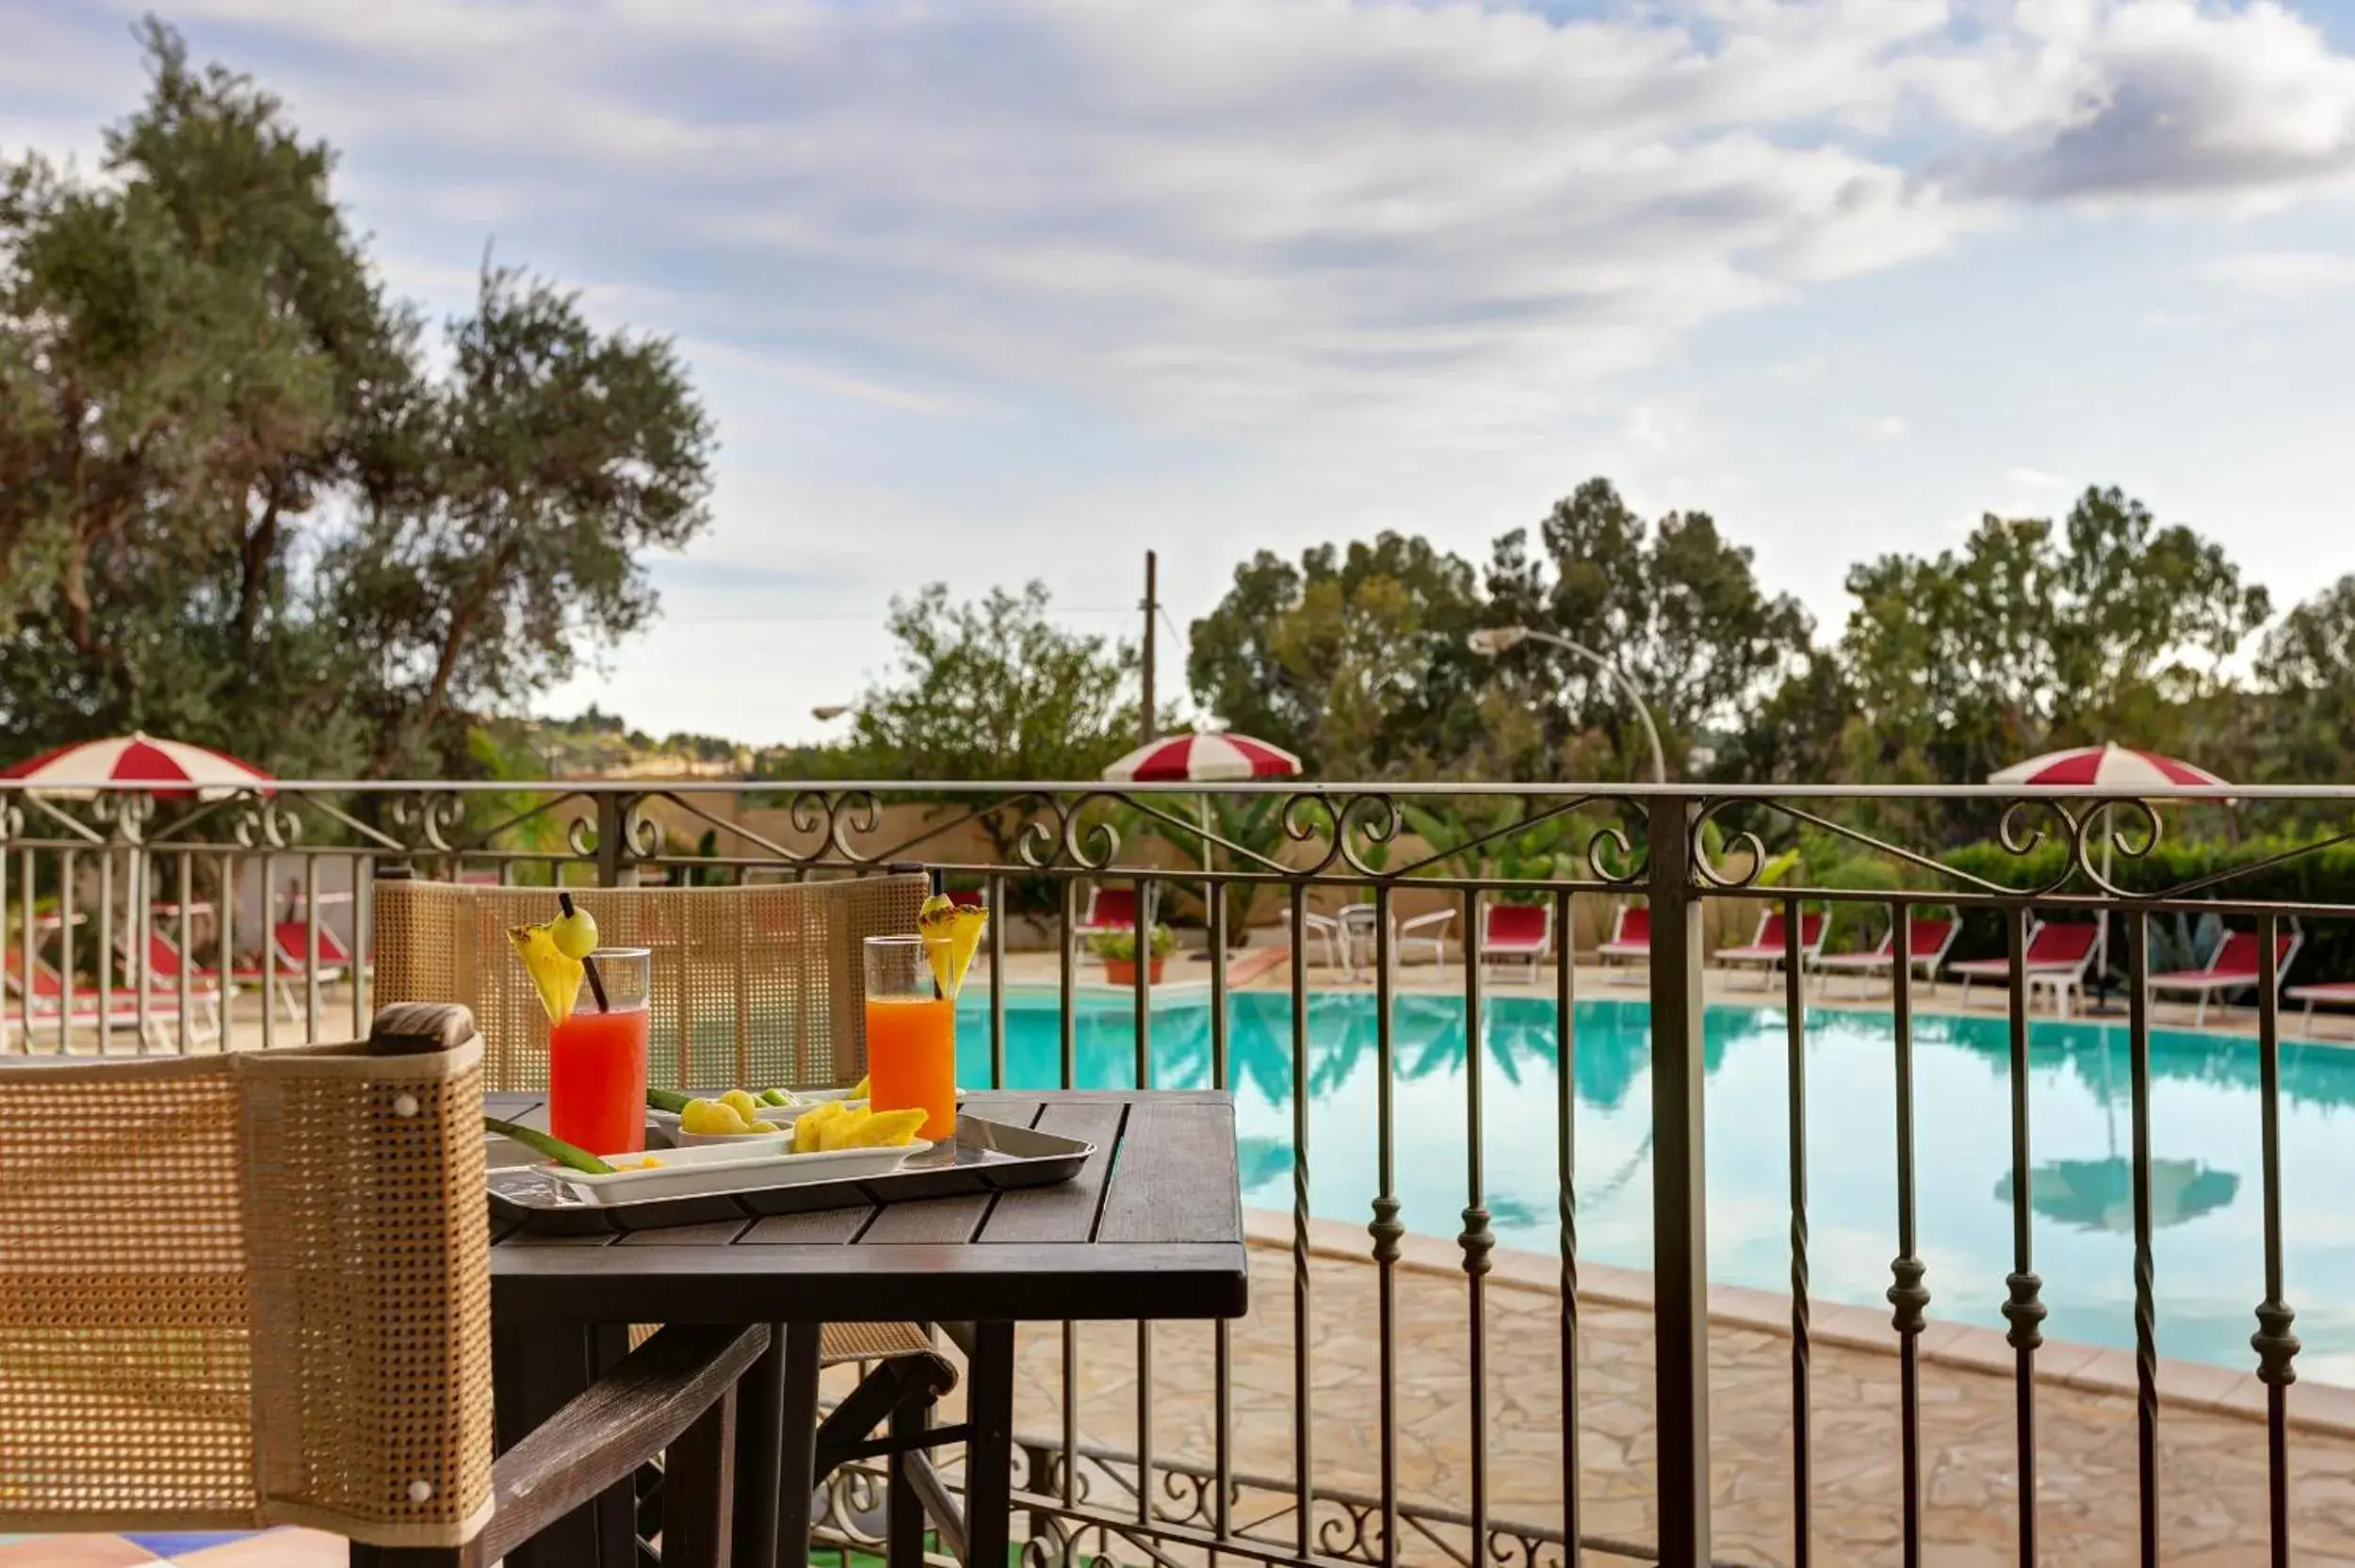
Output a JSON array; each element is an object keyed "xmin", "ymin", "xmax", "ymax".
[
  {"xmin": 966, "ymin": 1322, "xmax": 1015, "ymax": 1568},
  {"xmin": 886, "ymin": 1393, "xmax": 926, "ymax": 1568},
  {"xmin": 492, "ymin": 1321, "xmax": 639, "ymax": 1568},
  {"xmin": 732, "ymin": 1324, "xmax": 788, "ymax": 1568},
  {"xmin": 773, "ymin": 1323, "xmax": 824, "ymax": 1568},
  {"xmin": 665, "ymin": 1379, "xmax": 739, "ymax": 1568}
]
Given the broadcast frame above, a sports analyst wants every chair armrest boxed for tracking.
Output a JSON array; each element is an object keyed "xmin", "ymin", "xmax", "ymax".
[
  {"xmin": 476, "ymin": 1323, "xmax": 770, "ymax": 1566},
  {"xmin": 1397, "ymin": 911, "xmax": 1454, "ymax": 936}
]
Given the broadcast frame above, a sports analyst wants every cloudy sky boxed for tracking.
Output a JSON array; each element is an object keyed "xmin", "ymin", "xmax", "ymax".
[{"xmin": 8, "ymin": 0, "xmax": 2355, "ymax": 744}]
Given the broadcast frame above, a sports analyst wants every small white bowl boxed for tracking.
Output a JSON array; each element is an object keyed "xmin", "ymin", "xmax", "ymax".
[{"xmin": 647, "ymin": 1093, "xmax": 855, "ymax": 1138}]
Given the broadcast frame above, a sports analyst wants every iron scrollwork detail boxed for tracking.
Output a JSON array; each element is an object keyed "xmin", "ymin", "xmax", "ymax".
[
  {"xmin": 1689, "ymin": 799, "xmax": 1767, "ymax": 890},
  {"xmin": 1581, "ymin": 799, "xmax": 1647, "ymax": 886},
  {"xmin": 89, "ymin": 788, "xmax": 158, "ymax": 846},
  {"xmin": 1313, "ymin": 1495, "xmax": 1390, "ymax": 1563},
  {"xmin": 1277, "ymin": 791, "xmax": 1401, "ymax": 879},
  {"xmin": 1992, "ymin": 798, "xmax": 2083, "ymax": 897},
  {"xmin": 2069, "ymin": 796, "xmax": 2161, "ymax": 896},
  {"xmin": 230, "ymin": 793, "xmax": 302, "ymax": 850},
  {"xmin": 388, "ymin": 790, "xmax": 466, "ymax": 855},
  {"xmin": 788, "ymin": 788, "xmax": 882, "ymax": 864}
]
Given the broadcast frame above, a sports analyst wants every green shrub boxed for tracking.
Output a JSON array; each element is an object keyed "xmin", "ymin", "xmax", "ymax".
[{"xmin": 1088, "ymin": 923, "xmax": 1177, "ymax": 962}]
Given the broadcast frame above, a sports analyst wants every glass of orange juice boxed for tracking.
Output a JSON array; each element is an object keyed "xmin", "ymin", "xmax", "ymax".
[
  {"xmin": 864, "ymin": 934, "xmax": 956, "ymax": 1140},
  {"xmin": 548, "ymin": 946, "xmax": 651, "ymax": 1156}
]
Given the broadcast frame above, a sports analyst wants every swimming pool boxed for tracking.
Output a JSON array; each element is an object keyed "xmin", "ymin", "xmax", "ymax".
[{"xmin": 954, "ymin": 986, "xmax": 2355, "ymax": 1380}]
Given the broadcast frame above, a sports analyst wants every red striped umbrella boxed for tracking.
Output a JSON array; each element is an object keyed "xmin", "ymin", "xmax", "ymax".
[
  {"xmin": 1990, "ymin": 742, "xmax": 2226, "ymax": 1009},
  {"xmin": 1101, "ymin": 731, "xmax": 1302, "ymax": 784},
  {"xmin": 1, "ymin": 732, "xmax": 274, "ymax": 800},
  {"xmin": 1989, "ymin": 743, "xmax": 2224, "ymax": 790}
]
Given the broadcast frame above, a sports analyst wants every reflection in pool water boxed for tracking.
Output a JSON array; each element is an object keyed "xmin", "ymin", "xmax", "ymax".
[{"xmin": 956, "ymin": 986, "xmax": 2355, "ymax": 1378}]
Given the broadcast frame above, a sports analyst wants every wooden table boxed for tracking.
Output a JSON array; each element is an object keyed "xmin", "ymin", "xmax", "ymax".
[{"xmin": 484, "ymin": 1089, "xmax": 1248, "ymax": 1568}]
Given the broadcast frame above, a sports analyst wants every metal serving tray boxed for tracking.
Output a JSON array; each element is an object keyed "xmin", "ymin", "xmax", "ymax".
[{"xmin": 487, "ymin": 1112, "xmax": 1094, "ymax": 1237}]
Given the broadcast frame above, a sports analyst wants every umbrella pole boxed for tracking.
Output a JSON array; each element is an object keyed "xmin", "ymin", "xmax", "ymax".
[
  {"xmin": 1199, "ymin": 790, "xmax": 1213, "ymax": 960},
  {"xmin": 2087, "ymin": 805, "xmax": 2125, "ymax": 1015}
]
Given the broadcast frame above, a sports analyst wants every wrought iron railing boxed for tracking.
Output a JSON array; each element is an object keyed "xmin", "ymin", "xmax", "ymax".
[{"xmin": 4, "ymin": 776, "xmax": 2345, "ymax": 1568}]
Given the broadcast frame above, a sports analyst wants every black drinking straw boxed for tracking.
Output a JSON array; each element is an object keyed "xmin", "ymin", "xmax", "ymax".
[{"xmin": 559, "ymin": 891, "xmax": 610, "ymax": 1011}]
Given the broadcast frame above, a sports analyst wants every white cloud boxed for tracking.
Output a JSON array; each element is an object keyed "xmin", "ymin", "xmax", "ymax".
[
  {"xmin": 26, "ymin": 0, "xmax": 2315, "ymax": 438},
  {"xmin": 2199, "ymin": 249, "xmax": 2355, "ymax": 296},
  {"xmin": 1622, "ymin": 403, "xmax": 1693, "ymax": 457},
  {"xmin": 1847, "ymin": 414, "xmax": 1910, "ymax": 438},
  {"xmin": 2006, "ymin": 466, "xmax": 2072, "ymax": 490},
  {"xmin": 1942, "ymin": 0, "xmax": 2355, "ymax": 201}
]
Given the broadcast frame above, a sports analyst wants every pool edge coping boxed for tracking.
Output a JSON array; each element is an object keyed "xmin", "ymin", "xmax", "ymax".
[{"xmin": 1242, "ymin": 1205, "xmax": 2355, "ymax": 1438}]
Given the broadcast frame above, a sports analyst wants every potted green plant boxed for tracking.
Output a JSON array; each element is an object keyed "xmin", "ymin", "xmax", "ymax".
[{"xmin": 1090, "ymin": 923, "xmax": 1177, "ymax": 985}]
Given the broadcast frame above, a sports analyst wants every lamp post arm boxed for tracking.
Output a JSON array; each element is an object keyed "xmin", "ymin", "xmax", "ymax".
[{"xmin": 1528, "ymin": 632, "xmax": 1668, "ymax": 784}]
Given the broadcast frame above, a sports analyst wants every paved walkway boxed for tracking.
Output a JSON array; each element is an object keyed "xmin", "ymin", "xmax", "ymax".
[{"xmin": 981, "ymin": 1235, "xmax": 2355, "ymax": 1568}]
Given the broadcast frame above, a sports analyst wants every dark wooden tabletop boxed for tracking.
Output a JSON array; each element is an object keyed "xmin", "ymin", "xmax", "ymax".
[{"xmin": 487, "ymin": 1089, "xmax": 1248, "ymax": 1326}]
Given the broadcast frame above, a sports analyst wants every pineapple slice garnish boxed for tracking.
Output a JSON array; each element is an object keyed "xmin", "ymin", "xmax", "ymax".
[
  {"xmin": 917, "ymin": 895, "xmax": 989, "ymax": 999},
  {"xmin": 506, "ymin": 920, "xmax": 584, "ymax": 1025}
]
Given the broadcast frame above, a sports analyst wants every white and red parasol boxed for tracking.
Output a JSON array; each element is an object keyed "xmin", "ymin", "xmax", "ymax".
[
  {"xmin": 1100, "ymin": 731, "xmax": 1302, "ymax": 784},
  {"xmin": 1, "ymin": 732, "xmax": 274, "ymax": 800},
  {"xmin": 1990, "ymin": 742, "xmax": 2228, "ymax": 1010},
  {"xmin": 1988, "ymin": 742, "xmax": 2224, "ymax": 790}
]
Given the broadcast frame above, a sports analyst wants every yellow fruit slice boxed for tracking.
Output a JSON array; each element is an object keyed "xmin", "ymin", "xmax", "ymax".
[
  {"xmin": 847, "ymin": 1076, "xmax": 870, "ymax": 1100},
  {"xmin": 794, "ymin": 1101, "xmax": 846, "ymax": 1154},
  {"xmin": 817, "ymin": 1105, "xmax": 871, "ymax": 1152},
  {"xmin": 746, "ymin": 1120, "xmax": 779, "ymax": 1135},
  {"xmin": 917, "ymin": 898, "xmax": 988, "ymax": 999},
  {"xmin": 506, "ymin": 923, "xmax": 584, "ymax": 1024},
  {"xmin": 845, "ymin": 1107, "xmax": 929, "ymax": 1148},
  {"xmin": 721, "ymin": 1089, "xmax": 762, "ymax": 1123},
  {"xmin": 681, "ymin": 1097, "xmax": 749, "ymax": 1136}
]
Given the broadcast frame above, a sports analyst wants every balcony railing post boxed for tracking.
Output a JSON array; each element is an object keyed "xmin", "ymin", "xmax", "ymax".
[
  {"xmin": 594, "ymin": 791, "xmax": 641, "ymax": 887},
  {"xmin": 1646, "ymin": 792, "xmax": 1713, "ymax": 1566}
]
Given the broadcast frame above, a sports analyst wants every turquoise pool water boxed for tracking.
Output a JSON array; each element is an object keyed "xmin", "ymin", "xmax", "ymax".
[{"xmin": 955, "ymin": 987, "xmax": 2355, "ymax": 1379}]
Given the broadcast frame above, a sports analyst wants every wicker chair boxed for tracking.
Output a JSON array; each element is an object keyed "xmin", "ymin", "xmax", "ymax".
[
  {"xmin": 369, "ymin": 874, "xmax": 965, "ymax": 1544},
  {"xmin": 0, "ymin": 1002, "xmax": 766, "ymax": 1566}
]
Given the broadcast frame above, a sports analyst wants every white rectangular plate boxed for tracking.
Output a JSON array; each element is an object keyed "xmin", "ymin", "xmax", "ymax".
[{"xmin": 543, "ymin": 1136, "xmax": 932, "ymax": 1205}]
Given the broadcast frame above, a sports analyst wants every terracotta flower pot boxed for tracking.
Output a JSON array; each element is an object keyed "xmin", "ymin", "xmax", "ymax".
[{"xmin": 1104, "ymin": 955, "xmax": 1167, "ymax": 986}]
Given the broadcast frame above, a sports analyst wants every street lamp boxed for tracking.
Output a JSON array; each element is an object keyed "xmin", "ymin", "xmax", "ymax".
[{"xmin": 1468, "ymin": 625, "xmax": 1668, "ymax": 784}]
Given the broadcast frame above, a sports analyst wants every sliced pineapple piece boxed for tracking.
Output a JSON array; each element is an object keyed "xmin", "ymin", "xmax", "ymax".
[
  {"xmin": 794, "ymin": 1100, "xmax": 847, "ymax": 1154},
  {"xmin": 506, "ymin": 922, "xmax": 584, "ymax": 1025},
  {"xmin": 917, "ymin": 897, "xmax": 989, "ymax": 999},
  {"xmin": 845, "ymin": 1107, "xmax": 929, "ymax": 1148}
]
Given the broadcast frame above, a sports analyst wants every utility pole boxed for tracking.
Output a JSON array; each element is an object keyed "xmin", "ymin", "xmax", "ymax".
[{"xmin": 1141, "ymin": 549, "xmax": 1159, "ymax": 745}]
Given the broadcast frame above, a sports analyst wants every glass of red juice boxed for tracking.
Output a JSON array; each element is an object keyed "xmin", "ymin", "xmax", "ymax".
[{"xmin": 548, "ymin": 946, "xmax": 651, "ymax": 1156}]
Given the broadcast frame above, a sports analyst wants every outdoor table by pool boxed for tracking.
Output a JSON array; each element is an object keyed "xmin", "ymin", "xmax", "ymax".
[{"xmin": 482, "ymin": 1088, "xmax": 1249, "ymax": 1568}]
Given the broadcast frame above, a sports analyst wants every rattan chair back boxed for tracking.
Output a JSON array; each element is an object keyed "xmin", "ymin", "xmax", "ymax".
[
  {"xmin": 0, "ymin": 1010, "xmax": 492, "ymax": 1548},
  {"xmin": 371, "ymin": 875, "xmax": 928, "ymax": 1094}
]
